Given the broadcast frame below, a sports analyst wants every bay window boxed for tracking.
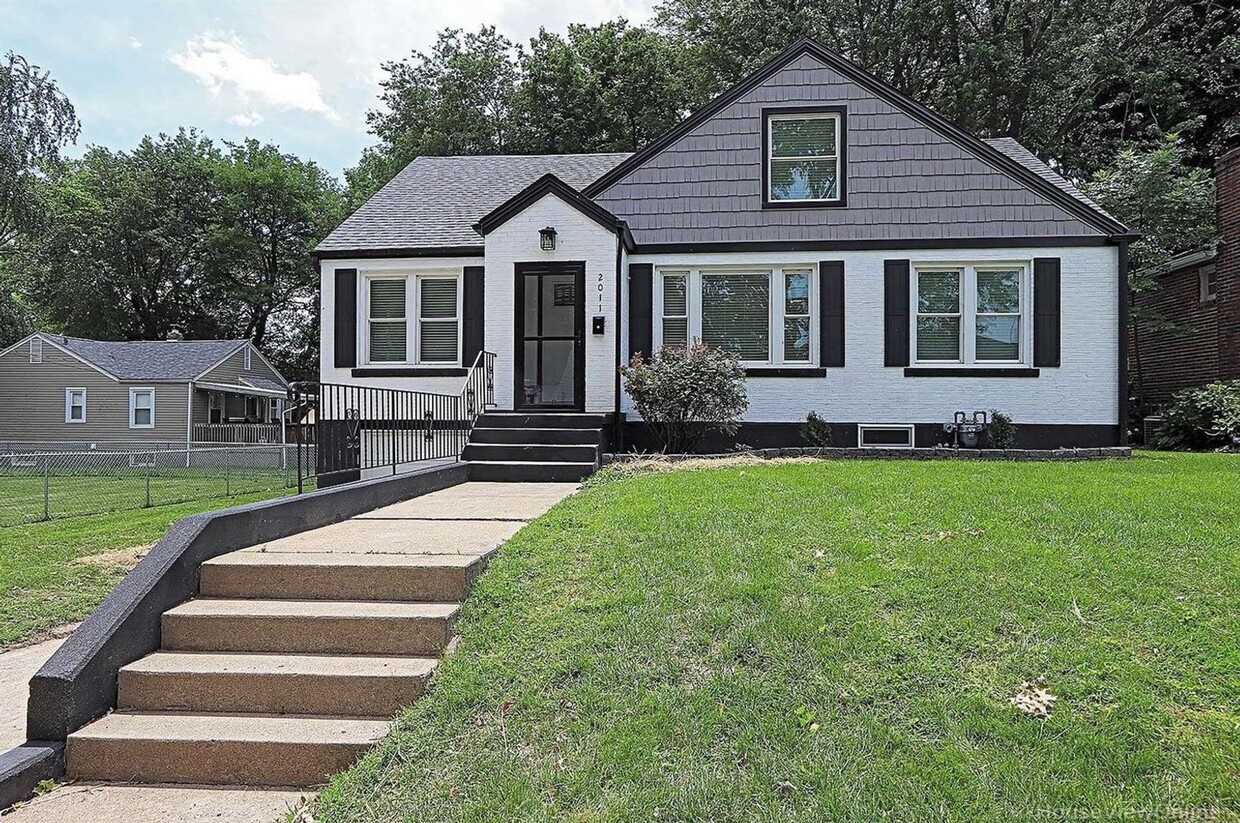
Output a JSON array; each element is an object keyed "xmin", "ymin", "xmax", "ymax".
[
  {"xmin": 656, "ymin": 266, "xmax": 817, "ymax": 366},
  {"xmin": 913, "ymin": 264, "xmax": 1027, "ymax": 365},
  {"xmin": 363, "ymin": 272, "xmax": 461, "ymax": 366}
]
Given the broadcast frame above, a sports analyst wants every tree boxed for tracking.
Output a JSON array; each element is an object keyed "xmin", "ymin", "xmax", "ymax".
[
  {"xmin": 0, "ymin": 51, "xmax": 79, "ymax": 252},
  {"xmin": 1084, "ymin": 136, "xmax": 1216, "ymax": 412},
  {"xmin": 0, "ymin": 261, "xmax": 32, "ymax": 347},
  {"xmin": 208, "ymin": 139, "xmax": 343, "ymax": 376}
]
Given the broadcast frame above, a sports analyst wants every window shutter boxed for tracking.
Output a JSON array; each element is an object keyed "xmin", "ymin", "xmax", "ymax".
[
  {"xmin": 1033, "ymin": 257, "xmax": 1061, "ymax": 367},
  {"xmin": 628, "ymin": 263, "xmax": 653, "ymax": 361},
  {"xmin": 819, "ymin": 261, "xmax": 845, "ymax": 367},
  {"xmin": 883, "ymin": 260, "xmax": 911, "ymax": 367},
  {"xmin": 333, "ymin": 268, "xmax": 357, "ymax": 369},
  {"xmin": 462, "ymin": 265, "xmax": 485, "ymax": 367}
]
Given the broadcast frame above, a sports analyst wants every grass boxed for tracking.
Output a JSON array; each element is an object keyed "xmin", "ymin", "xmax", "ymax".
[
  {"xmin": 315, "ymin": 452, "xmax": 1239, "ymax": 822},
  {"xmin": 0, "ymin": 489, "xmax": 294, "ymax": 649}
]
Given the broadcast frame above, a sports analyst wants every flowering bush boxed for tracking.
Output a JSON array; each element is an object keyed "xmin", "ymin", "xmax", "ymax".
[{"xmin": 621, "ymin": 342, "xmax": 748, "ymax": 453}]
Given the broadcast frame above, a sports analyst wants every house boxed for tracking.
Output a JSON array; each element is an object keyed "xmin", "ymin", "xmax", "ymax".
[
  {"xmin": 0, "ymin": 333, "xmax": 290, "ymax": 449},
  {"xmin": 314, "ymin": 37, "xmax": 1135, "ymax": 462},
  {"xmin": 1130, "ymin": 146, "xmax": 1239, "ymax": 411}
]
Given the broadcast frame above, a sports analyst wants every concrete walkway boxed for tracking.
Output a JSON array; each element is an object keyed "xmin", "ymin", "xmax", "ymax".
[{"xmin": 5, "ymin": 481, "xmax": 577, "ymax": 822}]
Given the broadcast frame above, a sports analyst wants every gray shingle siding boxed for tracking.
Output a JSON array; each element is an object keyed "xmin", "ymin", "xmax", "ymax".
[{"xmin": 593, "ymin": 52, "xmax": 1105, "ymax": 245}]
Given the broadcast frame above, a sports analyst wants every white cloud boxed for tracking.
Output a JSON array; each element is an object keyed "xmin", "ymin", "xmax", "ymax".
[
  {"xmin": 229, "ymin": 111, "xmax": 264, "ymax": 127},
  {"xmin": 168, "ymin": 33, "xmax": 338, "ymax": 120},
  {"xmin": 129, "ymin": 37, "xmax": 143, "ymax": 49}
]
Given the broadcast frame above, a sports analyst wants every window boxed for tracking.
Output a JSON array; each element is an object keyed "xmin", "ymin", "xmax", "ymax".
[
  {"xmin": 29, "ymin": 338, "xmax": 42, "ymax": 364},
  {"xmin": 243, "ymin": 346, "xmax": 252, "ymax": 370},
  {"xmin": 655, "ymin": 266, "xmax": 817, "ymax": 366},
  {"xmin": 363, "ymin": 273, "xmax": 461, "ymax": 365},
  {"xmin": 858, "ymin": 424, "xmax": 915, "ymax": 449},
  {"xmin": 766, "ymin": 109, "xmax": 843, "ymax": 204},
  {"xmin": 1200, "ymin": 266, "xmax": 1217, "ymax": 303},
  {"xmin": 129, "ymin": 388, "xmax": 155, "ymax": 429},
  {"xmin": 914, "ymin": 264, "xmax": 1027, "ymax": 365},
  {"xmin": 65, "ymin": 388, "xmax": 86, "ymax": 423},
  {"xmin": 208, "ymin": 393, "xmax": 223, "ymax": 424}
]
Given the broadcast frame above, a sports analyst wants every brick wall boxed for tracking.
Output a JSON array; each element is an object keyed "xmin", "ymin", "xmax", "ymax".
[
  {"xmin": 1217, "ymin": 147, "xmax": 1240, "ymax": 380},
  {"xmin": 1131, "ymin": 262, "xmax": 1219, "ymax": 407}
]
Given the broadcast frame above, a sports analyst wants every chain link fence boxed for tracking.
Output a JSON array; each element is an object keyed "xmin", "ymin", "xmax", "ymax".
[{"xmin": 0, "ymin": 444, "xmax": 315, "ymax": 528}]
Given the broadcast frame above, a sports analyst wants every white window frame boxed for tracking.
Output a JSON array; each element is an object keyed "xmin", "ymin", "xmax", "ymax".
[
  {"xmin": 128, "ymin": 387, "xmax": 156, "ymax": 429},
  {"xmin": 911, "ymin": 263, "xmax": 1030, "ymax": 367},
  {"xmin": 654, "ymin": 265, "xmax": 819, "ymax": 367},
  {"xmin": 360, "ymin": 271, "xmax": 463, "ymax": 367},
  {"xmin": 766, "ymin": 111, "xmax": 842, "ymax": 204},
  {"xmin": 243, "ymin": 346, "xmax": 252, "ymax": 370},
  {"xmin": 858, "ymin": 424, "xmax": 915, "ymax": 449},
  {"xmin": 29, "ymin": 338, "xmax": 42, "ymax": 364},
  {"xmin": 65, "ymin": 388, "xmax": 87, "ymax": 424}
]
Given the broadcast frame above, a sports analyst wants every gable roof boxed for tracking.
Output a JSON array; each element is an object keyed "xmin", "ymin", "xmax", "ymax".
[
  {"xmin": 983, "ymin": 137, "xmax": 1116, "ymax": 223},
  {"xmin": 315, "ymin": 153, "xmax": 631, "ymax": 258},
  {"xmin": 37, "ymin": 335, "xmax": 249, "ymax": 381},
  {"xmin": 583, "ymin": 37, "xmax": 1132, "ymax": 239},
  {"xmin": 472, "ymin": 173, "xmax": 635, "ymax": 248}
]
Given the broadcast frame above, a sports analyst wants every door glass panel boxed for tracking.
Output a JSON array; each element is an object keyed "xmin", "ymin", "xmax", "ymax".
[
  {"xmin": 521, "ymin": 340, "xmax": 539, "ymax": 406},
  {"xmin": 541, "ymin": 274, "xmax": 576, "ymax": 337},
  {"xmin": 539, "ymin": 340, "xmax": 575, "ymax": 405}
]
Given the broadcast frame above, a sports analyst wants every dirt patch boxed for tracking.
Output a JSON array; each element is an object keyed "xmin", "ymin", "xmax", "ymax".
[{"xmin": 72, "ymin": 545, "xmax": 150, "ymax": 570}]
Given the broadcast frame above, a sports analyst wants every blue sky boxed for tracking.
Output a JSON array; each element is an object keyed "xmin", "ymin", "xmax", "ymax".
[{"xmin": 2, "ymin": 0, "xmax": 653, "ymax": 177}]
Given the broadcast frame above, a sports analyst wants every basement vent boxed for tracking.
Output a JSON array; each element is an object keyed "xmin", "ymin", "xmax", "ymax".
[
  {"xmin": 858, "ymin": 424, "xmax": 915, "ymax": 449},
  {"xmin": 29, "ymin": 338, "xmax": 42, "ymax": 364}
]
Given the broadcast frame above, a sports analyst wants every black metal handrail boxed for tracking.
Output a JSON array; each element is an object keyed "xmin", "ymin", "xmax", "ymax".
[{"xmin": 290, "ymin": 351, "xmax": 495, "ymax": 490}]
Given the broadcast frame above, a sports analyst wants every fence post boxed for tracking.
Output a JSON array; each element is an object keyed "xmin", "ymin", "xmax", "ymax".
[
  {"xmin": 225, "ymin": 445, "xmax": 231, "ymax": 496},
  {"xmin": 145, "ymin": 453, "xmax": 152, "ymax": 508},
  {"xmin": 42, "ymin": 455, "xmax": 50, "ymax": 521}
]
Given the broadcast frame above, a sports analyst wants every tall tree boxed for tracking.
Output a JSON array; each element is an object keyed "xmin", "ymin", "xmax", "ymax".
[
  {"xmin": 0, "ymin": 51, "xmax": 79, "ymax": 252},
  {"xmin": 1084, "ymin": 136, "xmax": 1217, "ymax": 411}
]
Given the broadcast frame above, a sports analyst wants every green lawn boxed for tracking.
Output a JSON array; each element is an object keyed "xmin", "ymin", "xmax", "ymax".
[
  {"xmin": 0, "ymin": 490, "xmax": 294, "ymax": 649},
  {"xmin": 315, "ymin": 452, "xmax": 1239, "ymax": 822}
]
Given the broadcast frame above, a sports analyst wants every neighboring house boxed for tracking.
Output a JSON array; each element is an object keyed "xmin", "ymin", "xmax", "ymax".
[
  {"xmin": 0, "ymin": 333, "xmax": 290, "ymax": 449},
  {"xmin": 315, "ymin": 37, "xmax": 1136, "ymax": 451},
  {"xmin": 1131, "ymin": 146, "xmax": 1240, "ymax": 410}
]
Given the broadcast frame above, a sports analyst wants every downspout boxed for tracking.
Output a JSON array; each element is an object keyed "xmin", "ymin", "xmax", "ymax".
[
  {"xmin": 1117, "ymin": 240, "xmax": 1130, "ymax": 446},
  {"xmin": 613, "ymin": 230, "xmax": 625, "ymax": 453}
]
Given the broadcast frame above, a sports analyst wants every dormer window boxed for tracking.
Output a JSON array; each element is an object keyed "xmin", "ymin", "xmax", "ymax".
[{"xmin": 763, "ymin": 107, "xmax": 846, "ymax": 207}]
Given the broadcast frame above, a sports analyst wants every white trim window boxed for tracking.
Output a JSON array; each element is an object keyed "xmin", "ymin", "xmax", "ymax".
[
  {"xmin": 913, "ymin": 264, "xmax": 1028, "ymax": 365},
  {"xmin": 129, "ymin": 387, "xmax": 155, "ymax": 429},
  {"xmin": 65, "ymin": 388, "xmax": 87, "ymax": 424},
  {"xmin": 243, "ymin": 345, "xmax": 252, "ymax": 370},
  {"xmin": 29, "ymin": 337, "xmax": 42, "ymax": 364},
  {"xmin": 767, "ymin": 111, "xmax": 842, "ymax": 203},
  {"xmin": 655, "ymin": 266, "xmax": 817, "ymax": 366},
  {"xmin": 362, "ymin": 272, "xmax": 461, "ymax": 366}
]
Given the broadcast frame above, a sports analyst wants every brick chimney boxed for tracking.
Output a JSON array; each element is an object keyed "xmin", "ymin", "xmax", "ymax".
[{"xmin": 1218, "ymin": 148, "xmax": 1240, "ymax": 380}]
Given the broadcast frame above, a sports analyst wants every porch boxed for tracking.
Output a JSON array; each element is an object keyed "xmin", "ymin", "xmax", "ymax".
[{"xmin": 191, "ymin": 381, "xmax": 289, "ymax": 445}]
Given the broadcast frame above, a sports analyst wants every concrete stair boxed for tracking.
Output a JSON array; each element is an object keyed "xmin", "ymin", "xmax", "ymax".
[{"xmin": 465, "ymin": 412, "xmax": 606, "ymax": 482}]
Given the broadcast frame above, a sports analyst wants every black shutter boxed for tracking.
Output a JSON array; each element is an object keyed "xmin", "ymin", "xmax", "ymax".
[
  {"xmin": 883, "ymin": 260, "xmax": 910, "ymax": 367},
  {"xmin": 628, "ymin": 262, "xmax": 653, "ymax": 361},
  {"xmin": 819, "ymin": 261, "xmax": 845, "ymax": 367},
  {"xmin": 333, "ymin": 268, "xmax": 357, "ymax": 369},
  {"xmin": 462, "ymin": 265, "xmax": 485, "ymax": 367},
  {"xmin": 1033, "ymin": 257, "xmax": 1061, "ymax": 367}
]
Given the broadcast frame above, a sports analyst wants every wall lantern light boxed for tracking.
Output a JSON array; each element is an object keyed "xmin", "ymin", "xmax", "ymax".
[{"xmin": 539, "ymin": 226, "xmax": 557, "ymax": 251}]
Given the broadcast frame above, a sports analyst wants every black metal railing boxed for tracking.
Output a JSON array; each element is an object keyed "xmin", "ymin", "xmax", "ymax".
[{"xmin": 289, "ymin": 351, "xmax": 495, "ymax": 490}]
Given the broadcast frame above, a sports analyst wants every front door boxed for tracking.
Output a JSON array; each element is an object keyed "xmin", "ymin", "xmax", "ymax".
[{"xmin": 515, "ymin": 262, "xmax": 585, "ymax": 410}]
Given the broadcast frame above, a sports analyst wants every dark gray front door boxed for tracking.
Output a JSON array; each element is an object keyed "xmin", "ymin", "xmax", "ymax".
[{"xmin": 514, "ymin": 262, "xmax": 585, "ymax": 410}]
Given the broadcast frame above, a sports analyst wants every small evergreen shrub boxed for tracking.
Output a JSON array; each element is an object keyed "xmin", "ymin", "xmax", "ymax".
[
  {"xmin": 621, "ymin": 342, "xmax": 748, "ymax": 454},
  {"xmin": 1154, "ymin": 380, "xmax": 1240, "ymax": 450},
  {"xmin": 987, "ymin": 410, "xmax": 1017, "ymax": 449},
  {"xmin": 800, "ymin": 411, "xmax": 833, "ymax": 446}
]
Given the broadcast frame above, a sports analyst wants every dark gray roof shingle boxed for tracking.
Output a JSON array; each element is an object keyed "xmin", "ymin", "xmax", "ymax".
[
  {"xmin": 50, "ymin": 336, "xmax": 246, "ymax": 381},
  {"xmin": 983, "ymin": 138, "xmax": 1116, "ymax": 222},
  {"xmin": 316, "ymin": 153, "xmax": 632, "ymax": 254}
]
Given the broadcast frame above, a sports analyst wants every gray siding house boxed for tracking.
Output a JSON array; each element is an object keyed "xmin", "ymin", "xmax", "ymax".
[
  {"xmin": 314, "ymin": 37, "xmax": 1135, "ymax": 453},
  {"xmin": 0, "ymin": 333, "xmax": 290, "ymax": 449}
]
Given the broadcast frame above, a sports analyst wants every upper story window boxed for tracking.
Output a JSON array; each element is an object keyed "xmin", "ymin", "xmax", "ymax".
[
  {"xmin": 657, "ymin": 266, "xmax": 816, "ymax": 366},
  {"xmin": 1200, "ymin": 266, "xmax": 1217, "ymax": 303},
  {"xmin": 364, "ymin": 272, "xmax": 461, "ymax": 366},
  {"xmin": 913, "ymin": 264, "xmax": 1027, "ymax": 365},
  {"xmin": 765, "ymin": 108, "xmax": 845, "ymax": 206}
]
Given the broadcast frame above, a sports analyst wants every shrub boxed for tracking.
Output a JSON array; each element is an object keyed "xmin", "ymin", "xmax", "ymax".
[
  {"xmin": 621, "ymin": 342, "xmax": 748, "ymax": 453},
  {"xmin": 1154, "ymin": 380, "xmax": 1240, "ymax": 450},
  {"xmin": 987, "ymin": 410, "xmax": 1017, "ymax": 449},
  {"xmin": 800, "ymin": 411, "xmax": 833, "ymax": 446}
]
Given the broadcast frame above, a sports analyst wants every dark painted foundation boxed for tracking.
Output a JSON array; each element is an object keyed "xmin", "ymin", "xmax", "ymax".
[{"xmin": 622, "ymin": 421, "xmax": 1121, "ymax": 453}]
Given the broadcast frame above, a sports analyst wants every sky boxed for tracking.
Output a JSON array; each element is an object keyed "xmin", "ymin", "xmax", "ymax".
[{"xmin": 1, "ymin": 0, "xmax": 654, "ymax": 176}]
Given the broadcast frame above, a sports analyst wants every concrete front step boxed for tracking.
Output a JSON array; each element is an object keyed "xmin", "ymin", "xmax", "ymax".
[
  {"xmin": 469, "ymin": 426, "xmax": 604, "ymax": 445},
  {"xmin": 201, "ymin": 551, "xmax": 490, "ymax": 602},
  {"xmin": 468, "ymin": 460, "xmax": 596, "ymax": 483},
  {"xmin": 462, "ymin": 443, "xmax": 600, "ymax": 464},
  {"xmin": 477, "ymin": 412, "xmax": 610, "ymax": 430},
  {"xmin": 118, "ymin": 652, "xmax": 437, "ymax": 716},
  {"xmin": 162, "ymin": 599, "xmax": 459, "ymax": 656},
  {"xmin": 66, "ymin": 711, "xmax": 389, "ymax": 787}
]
